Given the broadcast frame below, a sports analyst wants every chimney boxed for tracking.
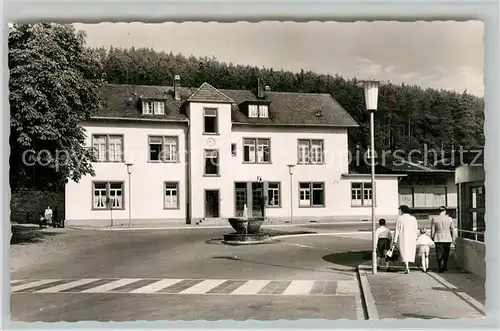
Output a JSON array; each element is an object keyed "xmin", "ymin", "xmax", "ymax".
[
  {"xmin": 174, "ymin": 75, "xmax": 181, "ymax": 101},
  {"xmin": 257, "ymin": 78, "xmax": 264, "ymax": 99}
]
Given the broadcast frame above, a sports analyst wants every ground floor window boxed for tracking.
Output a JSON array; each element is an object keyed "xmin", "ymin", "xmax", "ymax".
[
  {"xmin": 458, "ymin": 182, "xmax": 485, "ymax": 242},
  {"xmin": 351, "ymin": 182, "xmax": 373, "ymax": 206},
  {"xmin": 164, "ymin": 182, "xmax": 179, "ymax": 209},
  {"xmin": 267, "ymin": 182, "xmax": 281, "ymax": 207},
  {"xmin": 299, "ymin": 182, "xmax": 324, "ymax": 207},
  {"xmin": 92, "ymin": 182, "xmax": 124, "ymax": 209}
]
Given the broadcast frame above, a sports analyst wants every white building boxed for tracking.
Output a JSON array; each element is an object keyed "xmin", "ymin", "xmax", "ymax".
[{"xmin": 65, "ymin": 78, "xmax": 402, "ymax": 227}]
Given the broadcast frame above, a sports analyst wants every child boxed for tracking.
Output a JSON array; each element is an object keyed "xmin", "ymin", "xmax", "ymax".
[
  {"xmin": 375, "ymin": 218, "xmax": 392, "ymax": 270},
  {"xmin": 416, "ymin": 228, "xmax": 435, "ymax": 272}
]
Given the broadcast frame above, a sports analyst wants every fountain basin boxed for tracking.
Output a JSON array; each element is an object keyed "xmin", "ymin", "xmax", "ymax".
[
  {"xmin": 223, "ymin": 217, "xmax": 269, "ymax": 245},
  {"xmin": 228, "ymin": 217, "xmax": 265, "ymax": 234},
  {"xmin": 222, "ymin": 232, "xmax": 271, "ymax": 245}
]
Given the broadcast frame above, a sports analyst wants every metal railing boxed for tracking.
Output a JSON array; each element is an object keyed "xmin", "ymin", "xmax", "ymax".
[{"xmin": 457, "ymin": 229, "xmax": 484, "ymax": 242}]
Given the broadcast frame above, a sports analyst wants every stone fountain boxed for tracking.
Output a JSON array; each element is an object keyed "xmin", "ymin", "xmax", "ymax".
[{"xmin": 222, "ymin": 199, "xmax": 271, "ymax": 245}]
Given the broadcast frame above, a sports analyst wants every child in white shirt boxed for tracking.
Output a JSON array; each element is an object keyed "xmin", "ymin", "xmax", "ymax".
[
  {"xmin": 375, "ymin": 218, "xmax": 393, "ymax": 270},
  {"xmin": 416, "ymin": 228, "xmax": 435, "ymax": 272}
]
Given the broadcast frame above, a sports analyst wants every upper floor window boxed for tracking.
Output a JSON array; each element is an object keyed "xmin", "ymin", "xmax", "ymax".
[
  {"xmin": 298, "ymin": 139, "xmax": 324, "ymax": 164},
  {"xmin": 92, "ymin": 134, "xmax": 123, "ymax": 162},
  {"xmin": 204, "ymin": 149, "xmax": 219, "ymax": 176},
  {"xmin": 351, "ymin": 182, "xmax": 373, "ymax": 206},
  {"xmin": 149, "ymin": 136, "xmax": 178, "ymax": 162},
  {"xmin": 204, "ymin": 108, "xmax": 218, "ymax": 134},
  {"xmin": 243, "ymin": 138, "xmax": 270, "ymax": 163},
  {"xmin": 93, "ymin": 181, "xmax": 124, "ymax": 210},
  {"xmin": 248, "ymin": 104, "xmax": 269, "ymax": 118},
  {"xmin": 142, "ymin": 101, "xmax": 165, "ymax": 115}
]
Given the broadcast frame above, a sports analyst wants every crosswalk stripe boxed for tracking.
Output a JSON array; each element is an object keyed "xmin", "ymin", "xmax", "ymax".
[
  {"xmin": 230, "ymin": 280, "xmax": 270, "ymax": 295},
  {"xmin": 11, "ymin": 278, "xmax": 360, "ymax": 296},
  {"xmin": 36, "ymin": 279, "xmax": 100, "ymax": 293},
  {"xmin": 282, "ymin": 280, "xmax": 316, "ymax": 295},
  {"xmin": 130, "ymin": 279, "xmax": 183, "ymax": 294},
  {"xmin": 10, "ymin": 280, "xmax": 26, "ymax": 285},
  {"xmin": 179, "ymin": 279, "xmax": 227, "ymax": 294},
  {"xmin": 336, "ymin": 280, "xmax": 358, "ymax": 295},
  {"xmin": 12, "ymin": 279, "xmax": 60, "ymax": 292},
  {"xmin": 82, "ymin": 279, "xmax": 141, "ymax": 293}
]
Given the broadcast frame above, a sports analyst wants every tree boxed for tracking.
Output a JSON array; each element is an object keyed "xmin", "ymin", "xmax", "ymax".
[{"xmin": 9, "ymin": 23, "xmax": 103, "ymax": 191}]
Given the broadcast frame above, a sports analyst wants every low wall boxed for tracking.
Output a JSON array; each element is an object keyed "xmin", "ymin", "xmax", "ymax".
[{"xmin": 454, "ymin": 237, "xmax": 486, "ymax": 279}]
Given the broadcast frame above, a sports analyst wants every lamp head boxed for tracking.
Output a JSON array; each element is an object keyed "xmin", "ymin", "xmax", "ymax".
[
  {"xmin": 126, "ymin": 163, "xmax": 134, "ymax": 174},
  {"xmin": 357, "ymin": 79, "xmax": 388, "ymax": 112},
  {"xmin": 287, "ymin": 164, "xmax": 296, "ymax": 175}
]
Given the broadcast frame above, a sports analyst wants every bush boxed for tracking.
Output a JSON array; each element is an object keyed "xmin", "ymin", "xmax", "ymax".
[{"xmin": 10, "ymin": 189, "xmax": 64, "ymax": 224}]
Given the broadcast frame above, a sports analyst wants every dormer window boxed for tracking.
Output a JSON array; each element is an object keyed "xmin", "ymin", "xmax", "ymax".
[
  {"xmin": 142, "ymin": 101, "xmax": 153, "ymax": 115},
  {"xmin": 248, "ymin": 104, "xmax": 269, "ymax": 118},
  {"xmin": 259, "ymin": 105, "xmax": 269, "ymax": 118},
  {"xmin": 142, "ymin": 100, "xmax": 165, "ymax": 115}
]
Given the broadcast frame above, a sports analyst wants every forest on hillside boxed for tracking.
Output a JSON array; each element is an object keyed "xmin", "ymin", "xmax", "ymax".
[{"xmin": 92, "ymin": 46, "xmax": 485, "ymax": 161}]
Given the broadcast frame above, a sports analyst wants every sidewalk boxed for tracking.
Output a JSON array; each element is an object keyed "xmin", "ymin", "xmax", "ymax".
[{"xmin": 358, "ymin": 248, "xmax": 486, "ymax": 319}]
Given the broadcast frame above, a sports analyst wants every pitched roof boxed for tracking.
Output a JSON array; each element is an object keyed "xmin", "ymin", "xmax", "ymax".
[
  {"xmin": 187, "ymin": 83, "xmax": 235, "ymax": 103},
  {"xmin": 351, "ymin": 154, "xmax": 454, "ymax": 175},
  {"xmin": 94, "ymin": 84, "xmax": 193, "ymax": 121},
  {"xmin": 223, "ymin": 89, "xmax": 358, "ymax": 127},
  {"xmin": 387, "ymin": 160, "xmax": 453, "ymax": 173},
  {"xmin": 94, "ymin": 83, "xmax": 359, "ymax": 127}
]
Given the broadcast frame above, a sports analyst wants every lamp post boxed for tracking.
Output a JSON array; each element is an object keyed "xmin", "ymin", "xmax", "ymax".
[
  {"xmin": 287, "ymin": 164, "xmax": 295, "ymax": 225},
  {"xmin": 126, "ymin": 163, "xmax": 133, "ymax": 228},
  {"xmin": 361, "ymin": 80, "xmax": 380, "ymax": 275}
]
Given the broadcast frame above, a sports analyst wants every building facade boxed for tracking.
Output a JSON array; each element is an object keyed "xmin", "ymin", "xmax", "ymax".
[
  {"xmin": 454, "ymin": 163, "xmax": 485, "ymax": 278},
  {"xmin": 65, "ymin": 78, "xmax": 402, "ymax": 227}
]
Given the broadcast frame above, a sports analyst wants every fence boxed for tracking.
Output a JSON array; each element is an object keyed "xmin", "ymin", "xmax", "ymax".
[{"xmin": 457, "ymin": 229, "xmax": 484, "ymax": 243}]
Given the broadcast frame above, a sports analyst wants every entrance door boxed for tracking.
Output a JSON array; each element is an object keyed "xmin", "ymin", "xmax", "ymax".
[
  {"xmin": 251, "ymin": 182, "xmax": 264, "ymax": 217},
  {"xmin": 205, "ymin": 190, "xmax": 220, "ymax": 218},
  {"xmin": 235, "ymin": 183, "xmax": 247, "ymax": 217}
]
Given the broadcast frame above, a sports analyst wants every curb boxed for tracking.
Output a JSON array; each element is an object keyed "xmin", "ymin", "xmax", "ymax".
[{"xmin": 356, "ymin": 264, "xmax": 379, "ymax": 320}]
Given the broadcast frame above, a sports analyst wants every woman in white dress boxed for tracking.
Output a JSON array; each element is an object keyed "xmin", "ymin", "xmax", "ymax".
[{"xmin": 394, "ymin": 205, "xmax": 419, "ymax": 274}]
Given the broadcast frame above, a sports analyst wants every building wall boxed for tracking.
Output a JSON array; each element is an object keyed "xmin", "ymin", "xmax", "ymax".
[
  {"xmin": 227, "ymin": 126, "xmax": 350, "ymax": 221},
  {"xmin": 454, "ymin": 165, "xmax": 486, "ymax": 278},
  {"xmin": 446, "ymin": 176, "xmax": 458, "ymax": 207},
  {"xmin": 336, "ymin": 176, "xmax": 400, "ymax": 220},
  {"xmin": 454, "ymin": 238, "xmax": 486, "ymax": 279},
  {"xmin": 65, "ymin": 104, "xmax": 402, "ymax": 226},
  {"xmin": 187, "ymin": 102, "xmax": 234, "ymax": 221},
  {"xmin": 398, "ymin": 175, "xmax": 457, "ymax": 210},
  {"xmin": 65, "ymin": 121, "xmax": 187, "ymax": 227}
]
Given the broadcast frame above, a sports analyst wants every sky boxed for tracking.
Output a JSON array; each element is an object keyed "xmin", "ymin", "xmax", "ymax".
[{"xmin": 73, "ymin": 21, "xmax": 484, "ymax": 97}]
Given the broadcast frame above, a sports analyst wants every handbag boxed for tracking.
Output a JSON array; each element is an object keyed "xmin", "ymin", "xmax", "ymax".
[
  {"xmin": 386, "ymin": 243, "xmax": 399, "ymax": 262},
  {"xmin": 386, "ymin": 244, "xmax": 395, "ymax": 258}
]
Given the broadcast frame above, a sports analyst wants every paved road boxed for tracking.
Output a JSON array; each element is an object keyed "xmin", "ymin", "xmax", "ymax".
[{"xmin": 9, "ymin": 224, "xmax": 403, "ymax": 322}]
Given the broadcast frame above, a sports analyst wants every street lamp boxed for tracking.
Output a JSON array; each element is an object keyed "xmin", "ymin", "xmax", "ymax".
[
  {"xmin": 287, "ymin": 164, "xmax": 296, "ymax": 225},
  {"xmin": 361, "ymin": 80, "xmax": 380, "ymax": 275},
  {"xmin": 126, "ymin": 163, "xmax": 133, "ymax": 228}
]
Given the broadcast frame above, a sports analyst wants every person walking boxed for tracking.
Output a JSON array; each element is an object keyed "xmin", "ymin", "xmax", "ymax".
[
  {"xmin": 416, "ymin": 228, "xmax": 435, "ymax": 272},
  {"xmin": 431, "ymin": 206, "xmax": 455, "ymax": 273},
  {"xmin": 44, "ymin": 206, "xmax": 53, "ymax": 226},
  {"xmin": 375, "ymin": 218, "xmax": 392, "ymax": 271},
  {"xmin": 394, "ymin": 205, "xmax": 419, "ymax": 274}
]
